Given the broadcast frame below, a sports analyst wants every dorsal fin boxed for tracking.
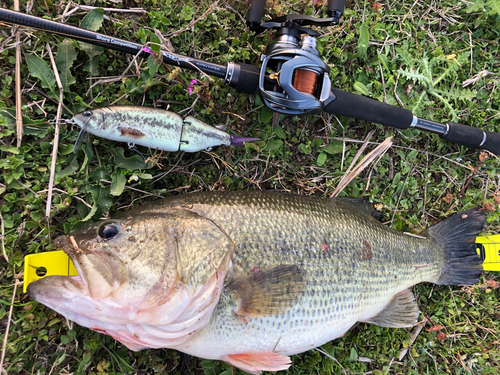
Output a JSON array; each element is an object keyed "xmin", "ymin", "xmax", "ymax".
[
  {"xmin": 336, "ymin": 197, "xmax": 383, "ymax": 221},
  {"xmin": 228, "ymin": 265, "xmax": 307, "ymax": 318},
  {"xmin": 362, "ymin": 289, "xmax": 419, "ymax": 328}
]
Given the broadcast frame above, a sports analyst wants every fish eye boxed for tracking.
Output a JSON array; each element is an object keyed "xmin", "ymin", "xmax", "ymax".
[
  {"xmin": 98, "ymin": 222, "xmax": 120, "ymax": 239},
  {"xmin": 82, "ymin": 110, "xmax": 93, "ymax": 117}
]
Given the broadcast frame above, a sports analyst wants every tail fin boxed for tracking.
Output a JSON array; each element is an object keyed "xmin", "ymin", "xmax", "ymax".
[{"xmin": 426, "ymin": 209, "xmax": 486, "ymax": 285}]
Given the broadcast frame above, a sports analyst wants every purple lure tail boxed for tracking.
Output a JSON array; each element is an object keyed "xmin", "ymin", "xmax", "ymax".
[{"xmin": 230, "ymin": 135, "xmax": 260, "ymax": 147}]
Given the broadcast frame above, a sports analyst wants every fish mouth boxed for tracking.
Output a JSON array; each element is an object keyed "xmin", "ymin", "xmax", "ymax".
[{"xmin": 46, "ymin": 235, "xmax": 118, "ymax": 300}]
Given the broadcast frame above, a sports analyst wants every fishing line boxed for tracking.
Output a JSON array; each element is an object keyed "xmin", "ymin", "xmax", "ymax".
[
  {"xmin": 292, "ymin": 69, "xmax": 320, "ymax": 97},
  {"xmin": 127, "ymin": 143, "xmax": 150, "ymax": 169}
]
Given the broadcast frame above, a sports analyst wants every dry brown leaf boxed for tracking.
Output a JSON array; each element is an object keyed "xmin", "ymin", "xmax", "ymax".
[
  {"xmin": 493, "ymin": 191, "xmax": 500, "ymax": 204},
  {"xmin": 442, "ymin": 193, "xmax": 453, "ymax": 204},
  {"xmin": 437, "ymin": 332, "xmax": 448, "ymax": 341},
  {"xmin": 483, "ymin": 201, "xmax": 496, "ymax": 211},
  {"xmin": 486, "ymin": 277, "xmax": 499, "ymax": 289},
  {"xmin": 479, "ymin": 151, "xmax": 489, "ymax": 162},
  {"xmin": 427, "ymin": 325, "xmax": 443, "ymax": 332},
  {"xmin": 312, "ymin": 0, "xmax": 326, "ymax": 6}
]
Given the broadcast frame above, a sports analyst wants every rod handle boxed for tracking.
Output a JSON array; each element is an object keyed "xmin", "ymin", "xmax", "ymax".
[
  {"xmin": 324, "ymin": 89, "xmax": 414, "ymax": 129},
  {"xmin": 442, "ymin": 122, "xmax": 500, "ymax": 155}
]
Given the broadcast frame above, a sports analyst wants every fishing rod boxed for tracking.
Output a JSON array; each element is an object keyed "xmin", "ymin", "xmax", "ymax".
[{"xmin": 1, "ymin": 4, "xmax": 499, "ymax": 155}]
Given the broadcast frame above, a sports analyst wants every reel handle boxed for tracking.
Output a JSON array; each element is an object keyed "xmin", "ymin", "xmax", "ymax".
[
  {"xmin": 247, "ymin": 0, "xmax": 266, "ymax": 30},
  {"xmin": 325, "ymin": 89, "xmax": 500, "ymax": 155},
  {"xmin": 327, "ymin": 0, "xmax": 346, "ymax": 24}
]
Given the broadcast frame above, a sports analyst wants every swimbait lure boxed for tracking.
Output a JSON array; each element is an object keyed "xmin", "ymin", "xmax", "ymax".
[{"xmin": 71, "ymin": 106, "xmax": 259, "ymax": 152}]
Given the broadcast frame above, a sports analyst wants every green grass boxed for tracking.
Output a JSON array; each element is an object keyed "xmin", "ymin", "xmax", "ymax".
[{"xmin": 1, "ymin": 0, "xmax": 499, "ymax": 374}]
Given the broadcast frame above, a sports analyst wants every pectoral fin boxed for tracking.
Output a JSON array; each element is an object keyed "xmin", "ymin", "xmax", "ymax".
[
  {"xmin": 363, "ymin": 289, "xmax": 419, "ymax": 328},
  {"xmin": 228, "ymin": 265, "xmax": 307, "ymax": 318}
]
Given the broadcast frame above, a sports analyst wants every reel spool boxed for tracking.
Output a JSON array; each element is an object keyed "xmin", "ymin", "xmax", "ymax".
[{"xmin": 258, "ymin": 28, "xmax": 332, "ymax": 115}]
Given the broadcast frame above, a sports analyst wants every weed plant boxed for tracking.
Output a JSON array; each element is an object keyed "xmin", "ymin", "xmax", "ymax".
[{"xmin": 0, "ymin": 0, "xmax": 499, "ymax": 374}]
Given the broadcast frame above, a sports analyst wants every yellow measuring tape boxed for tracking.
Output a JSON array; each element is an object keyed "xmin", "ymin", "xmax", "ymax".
[
  {"xmin": 24, "ymin": 250, "xmax": 78, "ymax": 293},
  {"xmin": 23, "ymin": 235, "xmax": 500, "ymax": 293},
  {"xmin": 476, "ymin": 234, "xmax": 500, "ymax": 272}
]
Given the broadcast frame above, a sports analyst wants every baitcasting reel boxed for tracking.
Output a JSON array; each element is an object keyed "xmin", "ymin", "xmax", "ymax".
[{"xmin": 247, "ymin": 0, "xmax": 346, "ymax": 115}]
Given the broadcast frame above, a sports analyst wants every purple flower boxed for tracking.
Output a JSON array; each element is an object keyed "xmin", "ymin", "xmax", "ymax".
[{"xmin": 188, "ymin": 79, "xmax": 197, "ymax": 96}]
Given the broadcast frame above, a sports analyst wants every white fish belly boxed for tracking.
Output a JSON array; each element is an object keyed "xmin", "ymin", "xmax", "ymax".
[{"xmin": 177, "ymin": 277, "xmax": 416, "ymax": 359}]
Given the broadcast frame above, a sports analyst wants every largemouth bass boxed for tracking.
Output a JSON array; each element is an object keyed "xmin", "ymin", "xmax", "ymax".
[{"xmin": 28, "ymin": 191, "xmax": 485, "ymax": 373}]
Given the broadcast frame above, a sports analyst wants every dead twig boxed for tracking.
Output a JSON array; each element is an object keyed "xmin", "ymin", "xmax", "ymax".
[
  {"xmin": 45, "ymin": 43, "xmax": 64, "ymax": 218},
  {"xmin": 0, "ymin": 267, "xmax": 18, "ymax": 373},
  {"xmin": 14, "ymin": 0, "xmax": 22, "ymax": 148},
  {"xmin": 331, "ymin": 135, "xmax": 393, "ymax": 197},
  {"xmin": 170, "ymin": 1, "xmax": 219, "ymax": 37},
  {"xmin": 0, "ymin": 212, "xmax": 7, "ymax": 263}
]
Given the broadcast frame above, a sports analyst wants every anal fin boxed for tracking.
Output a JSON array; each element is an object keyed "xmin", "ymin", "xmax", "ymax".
[
  {"xmin": 222, "ymin": 352, "xmax": 291, "ymax": 374},
  {"xmin": 363, "ymin": 289, "xmax": 419, "ymax": 328}
]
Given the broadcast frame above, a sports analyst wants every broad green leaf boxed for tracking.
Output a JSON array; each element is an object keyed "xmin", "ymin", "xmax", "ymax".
[
  {"xmin": 407, "ymin": 149, "xmax": 418, "ymax": 159},
  {"xmin": 86, "ymin": 185, "xmax": 113, "ymax": 221},
  {"xmin": 80, "ymin": 8, "xmax": 104, "ymax": 31},
  {"xmin": 55, "ymin": 39, "xmax": 77, "ymax": 91},
  {"xmin": 321, "ymin": 141, "xmax": 344, "ymax": 155},
  {"xmin": 80, "ymin": 201, "xmax": 98, "ymax": 222},
  {"xmin": 56, "ymin": 157, "xmax": 79, "ymax": 178},
  {"xmin": 353, "ymin": 81, "xmax": 369, "ymax": 96},
  {"xmin": 0, "ymin": 145, "xmax": 20, "ymax": 154},
  {"xmin": 0, "ymin": 109, "xmax": 15, "ymax": 125},
  {"xmin": 90, "ymin": 167, "xmax": 110, "ymax": 181},
  {"xmin": 79, "ymin": 140, "xmax": 95, "ymax": 172},
  {"xmin": 149, "ymin": 32, "xmax": 161, "ymax": 52},
  {"xmin": 262, "ymin": 139, "xmax": 283, "ymax": 152},
  {"xmin": 60, "ymin": 335, "xmax": 70, "ymax": 345},
  {"xmin": 25, "ymin": 54, "xmax": 56, "ymax": 93},
  {"xmin": 317, "ymin": 152, "xmax": 327, "ymax": 167},
  {"xmin": 137, "ymin": 172, "xmax": 153, "ymax": 180},
  {"xmin": 83, "ymin": 58, "xmax": 101, "ymax": 75},
  {"xmin": 357, "ymin": 24, "xmax": 369, "ymax": 59},
  {"xmin": 298, "ymin": 143, "xmax": 311, "ymax": 154},
  {"xmin": 147, "ymin": 55, "xmax": 160, "ymax": 78},
  {"xmin": 110, "ymin": 172, "xmax": 127, "ymax": 196},
  {"xmin": 273, "ymin": 125, "xmax": 286, "ymax": 139},
  {"xmin": 110, "ymin": 147, "xmax": 146, "ymax": 170},
  {"xmin": 59, "ymin": 143, "xmax": 74, "ymax": 155},
  {"xmin": 259, "ymin": 107, "xmax": 274, "ymax": 124},
  {"xmin": 392, "ymin": 172, "xmax": 401, "ymax": 187},
  {"xmin": 378, "ymin": 51, "xmax": 390, "ymax": 72},
  {"xmin": 349, "ymin": 347, "xmax": 358, "ymax": 361}
]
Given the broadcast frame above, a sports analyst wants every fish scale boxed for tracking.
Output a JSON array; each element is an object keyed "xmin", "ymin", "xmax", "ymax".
[{"xmin": 28, "ymin": 190, "xmax": 485, "ymax": 374}]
